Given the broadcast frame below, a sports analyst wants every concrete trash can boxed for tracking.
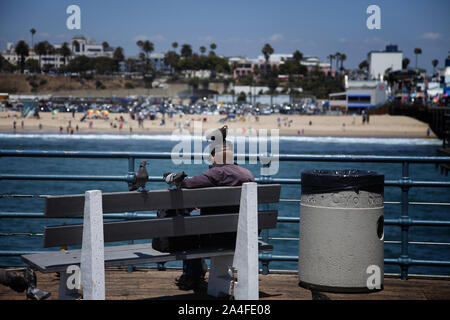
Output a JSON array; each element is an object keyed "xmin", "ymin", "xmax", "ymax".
[{"xmin": 298, "ymin": 169, "xmax": 384, "ymax": 293}]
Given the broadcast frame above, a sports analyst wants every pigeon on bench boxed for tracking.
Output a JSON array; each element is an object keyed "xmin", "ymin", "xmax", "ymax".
[
  {"xmin": 163, "ymin": 171, "xmax": 187, "ymax": 190},
  {"xmin": 129, "ymin": 160, "xmax": 149, "ymax": 192}
]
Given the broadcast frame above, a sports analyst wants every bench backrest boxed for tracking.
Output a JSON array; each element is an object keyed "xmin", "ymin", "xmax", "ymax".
[
  {"xmin": 44, "ymin": 184, "xmax": 281, "ymax": 217},
  {"xmin": 43, "ymin": 184, "xmax": 281, "ymax": 248},
  {"xmin": 43, "ymin": 211, "xmax": 278, "ymax": 248}
]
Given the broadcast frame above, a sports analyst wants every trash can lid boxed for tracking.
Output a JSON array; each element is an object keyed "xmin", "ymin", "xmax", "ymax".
[{"xmin": 301, "ymin": 169, "xmax": 384, "ymax": 195}]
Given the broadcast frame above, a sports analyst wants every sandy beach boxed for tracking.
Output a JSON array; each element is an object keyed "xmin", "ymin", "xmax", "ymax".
[{"xmin": 0, "ymin": 111, "xmax": 436, "ymax": 138}]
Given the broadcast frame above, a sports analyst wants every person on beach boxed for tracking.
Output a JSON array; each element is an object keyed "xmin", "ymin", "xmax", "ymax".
[{"xmin": 164, "ymin": 135, "xmax": 255, "ymax": 293}]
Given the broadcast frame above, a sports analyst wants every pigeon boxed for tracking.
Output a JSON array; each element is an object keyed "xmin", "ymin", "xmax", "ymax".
[
  {"xmin": 0, "ymin": 268, "xmax": 50, "ymax": 300},
  {"xmin": 206, "ymin": 125, "xmax": 228, "ymax": 142},
  {"xmin": 163, "ymin": 171, "xmax": 187, "ymax": 189},
  {"xmin": 129, "ymin": 160, "xmax": 149, "ymax": 191},
  {"xmin": 23, "ymin": 268, "xmax": 51, "ymax": 300}
]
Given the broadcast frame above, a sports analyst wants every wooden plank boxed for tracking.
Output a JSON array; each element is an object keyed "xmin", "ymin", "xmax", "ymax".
[
  {"xmin": 2, "ymin": 268, "xmax": 450, "ymax": 300},
  {"xmin": 22, "ymin": 241, "xmax": 273, "ymax": 273},
  {"xmin": 43, "ymin": 211, "xmax": 278, "ymax": 248},
  {"xmin": 44, "ymin": 184, "xmax": 281, "ymax": 217}
]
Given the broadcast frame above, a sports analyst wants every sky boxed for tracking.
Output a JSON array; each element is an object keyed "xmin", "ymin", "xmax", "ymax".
[{"xmin": 1, "ymin": 0, "xmax": 449, "ymax": 73}]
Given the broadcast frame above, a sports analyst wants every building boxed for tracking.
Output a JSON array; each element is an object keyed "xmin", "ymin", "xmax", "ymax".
[
  {"xmin": 300, "ymin": 56, "xmax": 335, "ymax": 77},
  {"xmin": 231, "ymin": 54, "xmax": 334, "ymax": 79},
  {"xmin": 148, "ymin": 53, "xmax": 170, "ymax": 73},
  {"xmin": 1, "ymin": 35, "xmax": 114, "ymax": 71},
  {"xmin": 232, "ymin": 56, "xmax": 282, "ymax": 79},
  {"xmin": 368, "ymin": 44, "xmax": 403, "ymax": 81},
  {"xmin": 69, "ymin": 35, "xmax": 112, "ymax": 58},
  {"xmin": 329, "ymin": 79, "xmax": 388, "ymax": 113}
]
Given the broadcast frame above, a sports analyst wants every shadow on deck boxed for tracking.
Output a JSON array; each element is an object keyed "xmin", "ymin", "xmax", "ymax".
[{"xmin": 0, "ymin": 267, "xmax": 449, "ymax": 300}]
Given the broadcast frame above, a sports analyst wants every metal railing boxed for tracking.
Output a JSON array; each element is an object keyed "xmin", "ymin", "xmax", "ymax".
[{"xmin": 1, "ymin": 149, "xmax": 450, "ymax": 280}]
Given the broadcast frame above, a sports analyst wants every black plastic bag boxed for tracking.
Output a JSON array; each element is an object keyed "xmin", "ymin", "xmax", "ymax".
[{"xmin": 301, "ymin": 169, "xmax": 384, "ymax": 195}]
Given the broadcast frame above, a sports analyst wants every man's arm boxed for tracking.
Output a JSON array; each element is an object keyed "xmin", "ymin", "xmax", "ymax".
[{"xmin": 181, "ymin": 173, "xmax": 216, "ymax": 189}]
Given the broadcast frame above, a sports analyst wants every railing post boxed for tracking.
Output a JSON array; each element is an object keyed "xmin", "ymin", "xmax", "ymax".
[
  {"xmin": 400, "ymin": 161, "xmax": 410, "ymax": 280},
  {"xmin": 127, "ymin": 157, "xmax": 135, "ymax": 273},
  {"xmin": 127, "ymin": 157, "xmax": 135, "ymax": 190},
  {"xmin": 260, "ymin": 157, "xmax": 271, "ymax": 275}
]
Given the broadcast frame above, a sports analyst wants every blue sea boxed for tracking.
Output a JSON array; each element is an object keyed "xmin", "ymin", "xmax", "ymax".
[{"xmin": 0, "ymin": 132, "xmax": 449, "ymax": 276}]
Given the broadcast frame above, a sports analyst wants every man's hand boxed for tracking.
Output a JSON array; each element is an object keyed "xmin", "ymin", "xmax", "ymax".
[{"xmin": 163, "ymin": 172, "xmax": 187, "ymax": 188}]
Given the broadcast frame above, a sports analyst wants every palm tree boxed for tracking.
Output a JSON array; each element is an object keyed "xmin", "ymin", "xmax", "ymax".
[
  {"xmin": 30, "ymin": 28, "xmax": 36, "ymax": 48},
  {"xmin": 181, "ymin": 44, "xmax": 192, "ymax": 58},
  {"xmin": 137, "ymin": 40, "xmax": 154, "ymax": 74},
  {"xmin": 15, "ymin": 40, "xmax": 29, "ymax": 73},
  {"xmin": 328, "ymin": 54, "xmax": 334, "ymax": 77},
  {"xmin": 125, "ymin": 58, "xmax": 137, "ymax": 72},
  {"xmin": 34, "ymin": 41, "xmax": 48, "ymax": 71},
  {"xmin": 340, "ymin": 53, "xmax": 347, "ymax": 74},
  {"xmin": 402, "ymin": 58, "xmax": 410, "ymax": 69},
  {"xmin": 293, "ymin": 50, "xmax": 303, "ymax": 63},
  {"xmin": 138, "ymin": 52, "xmax": 146, "ymax": 74},
  {"xmin": 359, "ymin": 60, "xmax": 368, "ymax": 71},
  {"xmin": 113, "ymin": 47, "xmax": 124, "ymax": 61},
  {"xmin": 262, "ymin": 43, "xmax": 274, "ymax": 76},
  {"xmin": 334, "ymin": 52, "xmax": 341, "ymax": 75},
  {"xmin": 172, "ymin": 42, "xmax": 178, "ymax": 52},
  {"xmin": 432, "ymin": 59, "xmax": 439, "ymax": 75},
  {"xmin": 113, "ymin": 46, "xmax": 124, "ymax": 71},
  {"xmin": 102, "ymin": 41, "xmax": 110, "ymax": 50},
  {"xmin": 414, "ymin": 48, "xmax": 422, "ymax": 70},
  {"xmin": 164, "ymin": 51, "xmax": 180, "ymax": 75},
  {"xmin": 199, "ymin": 46, "xmax": 206, "ymax": 55},
  {"xmin": 210, "ymin": 43, "xmax": 217, "ymax": 53},
  {"xmin": 59, "ymin": 42, "xmax": 72, "ymax": 68}
]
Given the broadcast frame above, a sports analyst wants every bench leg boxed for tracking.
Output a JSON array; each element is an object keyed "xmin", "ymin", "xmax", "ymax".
[
  {"xmin": 58, "ymin": 272, "xmax": 81, "ymax": 300},
  {"xmin": 233, "ymin": 182, "xmax": 259, "ymax": 300},
  {"xmin": 207, "ymin": 254, "xmax": 234, "ymax": 297}
]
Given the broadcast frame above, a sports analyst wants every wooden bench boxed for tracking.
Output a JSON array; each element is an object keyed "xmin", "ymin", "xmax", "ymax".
[{"xmin": 21, "ymin": 183, "xmax": 281, "ymax": 300}]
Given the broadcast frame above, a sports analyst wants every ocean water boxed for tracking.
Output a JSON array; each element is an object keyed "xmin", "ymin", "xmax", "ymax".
[{"xmin": 0, "ymin": 133, "xmax": 449, "ymax": 276}]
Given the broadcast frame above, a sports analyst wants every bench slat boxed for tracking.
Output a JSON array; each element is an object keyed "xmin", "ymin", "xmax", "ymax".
[
  {"xmin": 44, "ymin": 184, "xmax": 281, "ymax": 217},
  {"xmin": 22, "ymin": 241, "xmax": 273, "ymax": 273},
  {"xmin": 43, "ymin": 211, "xmax": 278, "ymax": 248}
]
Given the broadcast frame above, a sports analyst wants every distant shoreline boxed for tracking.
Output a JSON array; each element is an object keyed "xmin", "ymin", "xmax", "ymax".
[
  {"xmin": 0, "ymin": 112, "xmax": 436, "ymax": 139},
  {"xmin": 0, "ymin": 130, "xmax": 441, "ymax": 143}
]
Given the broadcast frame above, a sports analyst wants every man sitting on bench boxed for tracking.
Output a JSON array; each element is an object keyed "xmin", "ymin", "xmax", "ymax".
[{"xmin": 164, "ymin": 139, "xmax": 255, "ymax": 293}]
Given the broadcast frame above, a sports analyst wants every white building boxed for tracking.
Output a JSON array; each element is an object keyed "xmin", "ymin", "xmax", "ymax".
[
  {"xmin": 1, "ymin": 35, "xmax": 113, "ymax": 70},
  {"xmin": 256, "ymin": 53, "xmax": 293, "ymax": 63},
  {"xmin": 329, "ymin": 79, "xmax": 388, "ymax": 113},
  {"xmin": 368, "ymin": 44, "xmax": 403, "ymax": 81},
  {"xmin": 69, "ymin": 35, "xmax": 112, "ymax": 58}
]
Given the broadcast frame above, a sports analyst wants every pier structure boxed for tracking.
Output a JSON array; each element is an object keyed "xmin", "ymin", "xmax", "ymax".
[{"xmin": 0, "ymin": 150, "xmax": 449, "ymax": 299}]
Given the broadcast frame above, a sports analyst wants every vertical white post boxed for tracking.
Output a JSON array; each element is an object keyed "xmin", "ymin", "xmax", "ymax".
[
  {"xmin": 81, "ymin": 190, "xmax": 105, "ymax": 300},
  {"xmin": 233, "ymin": 182, "xmax": 259, "ymax": 300}
]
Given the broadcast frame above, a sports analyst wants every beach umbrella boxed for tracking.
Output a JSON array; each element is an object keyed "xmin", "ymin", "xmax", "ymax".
[
  {"xmin": 102, "ymin": 110, "xmax": 109, "ymax": 116},
  {"xmin": 52, "ymin": 110, "xmax": 58, "ymax": 115},
  {"xmin": 94, "ymin": 110, "xmax": 100, "ymax": 115},
  {"xmin": 87, "ymin": 109, "xmax": 94, "ymax": 115}
]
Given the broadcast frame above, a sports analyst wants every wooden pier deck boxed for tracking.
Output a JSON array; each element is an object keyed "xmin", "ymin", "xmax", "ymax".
[{"xmin": 1, "ymin": 267, "xmax": 449, "ymax": 300}]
